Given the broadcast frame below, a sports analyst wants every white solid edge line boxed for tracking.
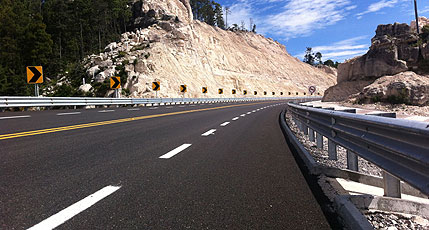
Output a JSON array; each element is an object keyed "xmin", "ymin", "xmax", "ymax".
[
  {"xmin": 159, "ymin": 144, "xmax": 192, "ymax": 159},
  {"xmin": 28, "ymin": 185, "xmax": 121, "ymax": 230},
  {"xmin": 232, "ymin": 117, "xmax": 239, "ymax": 121},
  {"xmin": 201, "ymin": 129, "xmax": 217, "ymax": 136},
  {"xmin": 0, "ymin": 115, "xmax": 31, "ymax": 120},
  {"xmin": 220, "ymin": 122, "xmax": 230, "ymax": 127},
  {"xmin": 56, "ymin": 112, "xmax": 81, "ymax": 116}
]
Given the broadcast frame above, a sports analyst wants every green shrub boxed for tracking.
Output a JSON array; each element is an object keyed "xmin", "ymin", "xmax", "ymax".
[{"xmin": 118, "ymin": 51, "xmax": 127, "ymax": 58}]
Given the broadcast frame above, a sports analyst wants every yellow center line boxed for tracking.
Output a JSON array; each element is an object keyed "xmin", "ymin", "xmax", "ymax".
[{"xmin": 0, "ymin": 101, "xmax": 273, "ymax": 140}]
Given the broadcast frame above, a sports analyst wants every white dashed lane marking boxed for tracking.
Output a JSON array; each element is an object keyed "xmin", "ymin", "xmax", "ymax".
[
  {"xmin": 0, "ymin": 115, "xmax": 31, "ymax": 120},
  {"xmin": 127, "ymin": 108, "xmax": 140, "ymax": 111},
  {"xmin": 159, "ymin": 144, "xmax": 192, "ymax": 159},
  {"xmin": 232, "ymin": 117, "xmax": 239, "ymax": 121},
  {"xmin": 56, "ymin": 112, "xmax": 81, "ymax": 116},
  {"xmin": 98, "ymin": 110, "xmax": 115, "ymax": 113},
  {"xmin": 220, "ymin": 122, "xmax": 230, "ymax": 127},
  {"xmin": 149, "ymin": 107, "xmax": 159, "ymax": 110},
  {"xmin": 240, "ymin": 114, "xmax": 246, "ymax": 117},
  {"xmin": 28, "ymin": 185, "xmax": 121, "ymax": 230},
  {"xmin": 201, "ymin": 129, "xmax": 217, "ymax": 136}
]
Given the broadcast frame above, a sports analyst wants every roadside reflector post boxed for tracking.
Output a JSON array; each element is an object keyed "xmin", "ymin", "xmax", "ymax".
[
  {"xmin": 346, "ymin": 150, "xmax": 358, "ymax": 171},
  {"xmin": 383, "ymin": 171, "xmax": 401, "ymax": 198}
]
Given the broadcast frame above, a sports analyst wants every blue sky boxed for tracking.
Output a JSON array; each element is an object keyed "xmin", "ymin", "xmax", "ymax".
[{"xmin": 216, "ymin": 0, "xmax": 429, "ymax": 62}]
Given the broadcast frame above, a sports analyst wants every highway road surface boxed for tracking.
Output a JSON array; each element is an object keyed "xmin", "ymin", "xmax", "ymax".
[{"xmin": 0, "ymin": 101, "xmax": 331, "ymax": 229}]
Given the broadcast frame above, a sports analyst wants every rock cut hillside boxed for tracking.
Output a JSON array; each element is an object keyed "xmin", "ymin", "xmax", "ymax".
[{"xmin": 84, "ymin": 0, "xmax": 336, "ymax": 98}]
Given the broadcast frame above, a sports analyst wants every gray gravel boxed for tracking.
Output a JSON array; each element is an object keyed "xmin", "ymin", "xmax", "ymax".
[
  {"xmin": 365, "ymin": 211, "xmax": 429, "ymax": 230},
  {"xmin": 285, "ymin": 110, "xmax": 429, "ymax": 230},
  {"xmin": 285, "ymin": 110, "xmax": 382, "ymax": 177}
]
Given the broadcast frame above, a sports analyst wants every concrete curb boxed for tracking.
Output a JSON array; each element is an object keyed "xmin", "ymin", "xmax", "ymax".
[{"xmin": 279, "ymin": 108, "xmax": 373, "ymax": 230}]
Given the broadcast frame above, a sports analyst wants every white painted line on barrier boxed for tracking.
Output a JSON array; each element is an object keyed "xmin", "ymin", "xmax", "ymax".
[
  {"xmin": 220, "ymin": 122, "xmax": 230, "ymax": 127},
  {"xmin": 127, "ymin": 108, "xmax": 140, "ymax": 111},
  {"xmin": 98, "ymin": 110, "xmax": 115, "ymax": 113},
  {"xmin": 201, "ymin": 129, "xmax": 216, "ymax": 137},
  {"xmin": 159, "ymin": 144, "xmax": 192, "ymax": 159},
  {"xmin": 28, "ymin": 185, "xmax": 121, "ymax": 230},
  {"xmin": 57, "ymin": 112, "xmax": 81, "ymax": 116},
  {"xmin": 232, "ymin": 117, "xmax": 239, "ymax": 121},
  {"xmin": 0, "ymin": 115, "xmax": 31, "ymax": 120}
]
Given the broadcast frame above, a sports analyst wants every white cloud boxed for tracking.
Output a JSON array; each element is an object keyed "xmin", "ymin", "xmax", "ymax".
[
  {"xmin": 294, "ymin": 36, "xmax": 370, "ymax": 62},
  {"xmin": 356, "ymin": 0, "xmax": 399, "ymax": 18},
  {"xmin": 262, "ymin": 0, "xmax": 354, "ymax": 38},
  {"xmin": 225, "ymin": 0, "xmax": 355, "ymax": 39}
]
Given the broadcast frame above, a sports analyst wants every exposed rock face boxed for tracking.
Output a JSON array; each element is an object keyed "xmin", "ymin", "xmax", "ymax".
[
  {"xmin": 84, "ymin": 0, "xmax": 336, "ymax": 98},
  {"xmin": 354, "ymin": 72, "xmax": 429, "ymax": 106},
  {"xmin": 338, "ymin": 23, "xmax": 419, "ymax": 83},
  {"xmin": 130, "ymin": 0, "xmax": 193, "ymax": 30},
  {"xmin": 325, "ymin": 19, "xmax": 429, "ymax": 105},
  {"xmin": 411, "ymin": 16, "xmax": 429, "ymax": 33}
]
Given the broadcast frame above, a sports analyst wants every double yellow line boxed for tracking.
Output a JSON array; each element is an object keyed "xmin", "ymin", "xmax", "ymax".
[{"xmin": 0, "ymin": 102, "xmax": 269, "ymax": 140}]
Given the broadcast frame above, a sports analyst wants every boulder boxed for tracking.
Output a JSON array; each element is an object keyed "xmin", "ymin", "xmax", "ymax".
[
  {"xmin": 79, "ymin": 84, "xmax": 93, "ymax": 93},
  {"xmin": 105, "ymin": 42, "xmax": 117, "ymax": 52},
  {"xmin": 87, "ymin": 65, "xmax": 100, "ymax": 77},
  {"xmin": 355, "ymin": 72, "xmax": 429, "ymax": 106}
]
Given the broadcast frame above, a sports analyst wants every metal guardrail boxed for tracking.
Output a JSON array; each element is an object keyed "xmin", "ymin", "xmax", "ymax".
[
  {"xmin": 0, "ymin": 96, "xmax": 320, "ymax": 108},
  {"xmin": 287, "ymin": 102, "xmax": 429, "ymax": 197}
]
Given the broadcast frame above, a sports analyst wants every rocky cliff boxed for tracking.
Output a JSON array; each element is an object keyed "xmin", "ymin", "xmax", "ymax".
[
  {"xmin": 83, "ymin": 0, "xmax": 336, "ymax": 98},
  {"xmin": 324, "ymin": 18, "xmax": 429, "ymax": 105}
]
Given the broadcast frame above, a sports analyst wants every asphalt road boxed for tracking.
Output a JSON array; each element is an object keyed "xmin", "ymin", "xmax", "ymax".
[{"xmin": 0, "ymin": 100, "xmax": 331, "ymax": 229}]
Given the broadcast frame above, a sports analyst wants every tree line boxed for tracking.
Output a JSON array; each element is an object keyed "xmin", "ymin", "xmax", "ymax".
[
  {"xmin": 0, "ymin": 0, "xmax": 131, "ymax": 96},
  {"xmin": 303, "ymin": 47, "xmax": 339, "ymax": 68},
  {"xmin": 190, "ymin": 0, "xmax": 225, "ymax": 29}
]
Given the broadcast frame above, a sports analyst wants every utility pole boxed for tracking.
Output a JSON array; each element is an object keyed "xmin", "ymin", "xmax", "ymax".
[
  {"xmin": 225, "ymin": 7, "xmax": 230, "ymax": 28},
  {"xmin": 414, "ymin": 0, "xmax": 420, "ymax": 34}
]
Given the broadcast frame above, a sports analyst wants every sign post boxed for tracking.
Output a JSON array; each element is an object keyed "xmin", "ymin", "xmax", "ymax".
[
  {"xmin": 27, "ymin": 66, "xmax": 43, "ymax": 97},
  {"xmin": 152, "ymin": 81, "xmax": 160, "ymax": 98},
  {"xmin": 180, "ymin": 85, "xmax": 187, "ymax": 102},
  {"xmin": 110, "ymin": 77, "xmax": 121, "ymax": 98}
]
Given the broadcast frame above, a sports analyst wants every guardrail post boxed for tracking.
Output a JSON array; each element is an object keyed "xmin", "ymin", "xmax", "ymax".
[
  {"xmin": 303, "ymin": 121, "xmax": 308, "ymax": 135},
  {"xmin": 346, "ymin": 150, "xmax": 358, "ymax": 171},
  {"xmin": 309, "ymin": 128, "xmax": 315, "ymax": 142},
  {"xmin": 383, "ymin": 171, "xmax": 401, "ymax": 198},
  {"xmin": 328, "ymin": 140, "xmax": 337, "ymax": 160},
  {"xmin": 316, "ymin": 132, "xmax": 323, "ymax": 149}
]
